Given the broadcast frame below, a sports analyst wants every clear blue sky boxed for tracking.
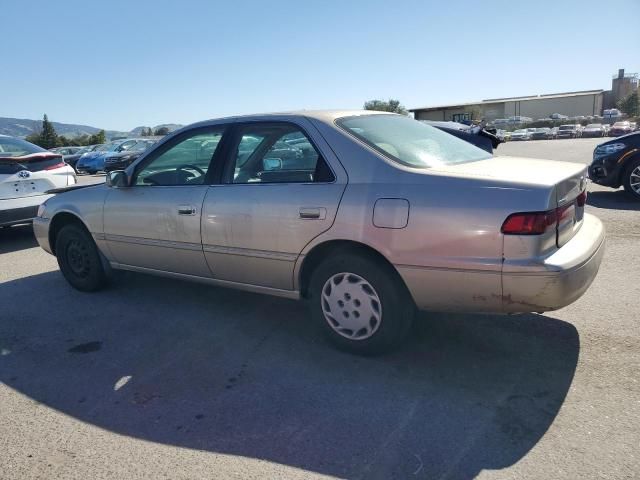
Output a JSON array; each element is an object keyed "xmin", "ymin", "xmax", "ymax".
[{"xmin": 2, "ymin": 0, "xmax": 638, "ymax": 130}]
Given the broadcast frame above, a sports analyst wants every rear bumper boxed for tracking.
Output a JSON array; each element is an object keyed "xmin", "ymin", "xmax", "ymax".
[
  {"xmin": 0, "ymin": 195, "xmax": 52, "ymax": 227},
  {"xmin": 501, "ymin": 213, "xmax": 605, "ymax": 312},
  {"xmin": 399, "ymin": 213, "xmax": 605, "ymax": 314}
]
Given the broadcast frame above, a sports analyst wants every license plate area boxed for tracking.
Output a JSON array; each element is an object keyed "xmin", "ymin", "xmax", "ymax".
[
  {"xmin": 557, "ymin": 198, "xmax": 584, "ymax": 247},
  {"xmin": 11, "ymin": 180, "xmax": 41, "ymax": 195}
]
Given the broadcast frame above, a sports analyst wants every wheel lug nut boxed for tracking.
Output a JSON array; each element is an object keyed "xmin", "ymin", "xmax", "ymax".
[
  {"xmin": 338, "ymin": 300, "xmax": 344, "ymax": 307},
  {"xmin": 344, "ymin": 293, "xmax": 351, "ymax": 301}
]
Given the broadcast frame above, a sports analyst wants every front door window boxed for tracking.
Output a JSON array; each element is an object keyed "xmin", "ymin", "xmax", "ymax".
[{"xmin": 135, "ymin": 129, "xmax": 225, "ymax": 186}]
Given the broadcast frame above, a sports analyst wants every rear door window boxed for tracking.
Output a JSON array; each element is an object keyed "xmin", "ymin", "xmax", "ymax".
[{"xmin": 230, "ymin": 123, "xmax": 334, "ymax": 184}]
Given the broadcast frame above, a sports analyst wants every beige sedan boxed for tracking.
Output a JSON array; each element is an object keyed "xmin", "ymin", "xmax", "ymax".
[{"xmin": 34, "ymin": 111, "xmax": 605, "ymax": 354}]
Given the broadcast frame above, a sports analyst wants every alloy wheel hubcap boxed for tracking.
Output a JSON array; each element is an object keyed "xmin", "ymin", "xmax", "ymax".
[
  {"xmin": 321, "ymin": 272, "xmax": 382, "ymax": 340},
  {"xmin": 630, "ymin": 166, "xmax": 640, "ymax": 194}
]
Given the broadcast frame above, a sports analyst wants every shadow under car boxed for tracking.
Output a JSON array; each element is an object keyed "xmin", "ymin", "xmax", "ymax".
[{"xmin": 0, "ymin": 270, "xmax": 580, "ymax": 479}]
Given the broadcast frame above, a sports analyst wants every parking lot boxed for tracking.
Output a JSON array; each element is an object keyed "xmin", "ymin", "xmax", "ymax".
[{"xmin": 1, "ymin": 138, "xmax": 639, "ymax": 479}]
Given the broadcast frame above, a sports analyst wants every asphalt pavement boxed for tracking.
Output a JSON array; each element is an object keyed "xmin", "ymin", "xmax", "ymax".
[{"xmin": 1, "ymin": 138, "xmax": 638, "ymax": 479}]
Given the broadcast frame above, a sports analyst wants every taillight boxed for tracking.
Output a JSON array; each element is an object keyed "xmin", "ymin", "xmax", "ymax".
[
  {"xmin": 576, "ymin": 190, "xmax": 587, "ymax": 207},
  {"xmin": 502, "ymin": 192, "xmax": 585, "ymax": 235},
  {"xmin": 45, "ymin": 161, "xmax": 66, "ymax": 170},
  {"xmin": 501, "ymin": 210, "xmax": 557, "ymax": 235}
]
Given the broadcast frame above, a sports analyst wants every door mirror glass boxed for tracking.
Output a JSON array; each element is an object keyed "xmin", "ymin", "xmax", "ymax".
[
  {"xmin": 263, "ymin": 158, "xmax": 282, "ymax": 171},
  {"xmin": 106, "ymin": 170, "xmax": 129, "ymax": 188}
]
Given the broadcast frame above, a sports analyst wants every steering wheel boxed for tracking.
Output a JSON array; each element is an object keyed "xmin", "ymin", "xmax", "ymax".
[{"xmin": 177, "ymin": 164, "xmax": 206, "ymax": 177}]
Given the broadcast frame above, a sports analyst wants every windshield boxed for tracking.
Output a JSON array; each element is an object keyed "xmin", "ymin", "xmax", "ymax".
[
  {"xmin": 130, "ymin": 141, "xmax": 155, "ymax": 152},
  {"xmin": 586, "ymin": 124, "xmax": 602, "ymax": 128},
  {"xmin": 0, "ymin": 136, "xmax": 47, "ymax": 157},
  {"xmin": 95, "ymin": 143, "xmax": 113, "ymax": 152},
  {"xmin": 337, "ymin": 115, "xmax": 491, "ymax": 168},
  {"xmin": 513, "ymin": 129, "xmax": 526, "ymax": 134},
  {"xmin": 559, "ymin": 125, "xmax": 575, "ymax": 130},
  {"xmin": 537, "ymin": 128, "xmax": 549, "ymax": 132},
  {"xmin": 613, "ymin": 122, "xmax": 630, "ymax": 127}
]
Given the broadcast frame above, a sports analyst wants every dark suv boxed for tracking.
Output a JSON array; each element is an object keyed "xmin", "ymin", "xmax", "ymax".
[{"xmin": 588, "ymin": 132, "xmax": 640, "ymax": 199}]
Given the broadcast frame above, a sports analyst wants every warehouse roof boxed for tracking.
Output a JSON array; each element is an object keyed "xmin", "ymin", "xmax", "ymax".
[{"xmin": 410, "ymin": 89, "xmax": 604, "ymax": 112}]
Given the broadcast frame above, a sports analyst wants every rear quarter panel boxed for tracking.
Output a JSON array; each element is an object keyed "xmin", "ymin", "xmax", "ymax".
[
  {"xmin": 304, "ymin": 116, "xmax": 558, "ymax": 312},
  {"xmin": 297, "ymin": 166, "xmax": 551, "ymax": 312}
]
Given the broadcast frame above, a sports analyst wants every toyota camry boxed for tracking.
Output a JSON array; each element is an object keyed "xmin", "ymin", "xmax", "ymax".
[{"xmin": 33, "ymin": 111, "xmax": 605, "ymax": 354}]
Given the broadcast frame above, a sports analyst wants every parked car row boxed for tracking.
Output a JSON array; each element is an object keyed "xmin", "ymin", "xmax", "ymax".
[
  {"xmin": 502, "ymin": 122, "xmax": 638, "ymax": 141},
  {"xmin": 48, "ymin": 138, "xmax": 159, "ymax": 174},
  {"xmin": 50, "ymin": 144, "xmax": 102, "ymax": 170},
  {"xmin": 75, "ymin": 138, "xmax": 158, "ymax": 174}
]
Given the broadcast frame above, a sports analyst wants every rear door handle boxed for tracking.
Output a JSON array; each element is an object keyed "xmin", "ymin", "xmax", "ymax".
[
  {"xmin": 299, "ymin": 207, "xmax": 326, "ymax": 220},
  {"xmin": 178, "ymin": 205, "xmax": 196, "ymax": 215}
]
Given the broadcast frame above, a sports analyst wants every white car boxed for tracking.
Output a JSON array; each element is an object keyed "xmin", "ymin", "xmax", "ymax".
[
  {"xmin": 510, "ymin": 129, "xmax": 531, "ymax": 141},
  {"xmin": 1, "ymin": 135, "xmax": 76, "ymax": 227}
]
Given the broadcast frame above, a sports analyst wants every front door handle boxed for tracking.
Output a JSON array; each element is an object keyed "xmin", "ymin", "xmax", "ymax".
[
  {"xmin": 299, "ymin": 207, "xmax": 326, "ymax": 220},
  {"xmin": 178, "ymin": 205, "xmax": 196, "ymax": 215}
]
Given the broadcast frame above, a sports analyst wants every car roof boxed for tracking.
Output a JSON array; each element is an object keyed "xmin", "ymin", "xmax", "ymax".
[{"xmin": 186, "ymin": 109, "xmax": 394, "ymax": 129}]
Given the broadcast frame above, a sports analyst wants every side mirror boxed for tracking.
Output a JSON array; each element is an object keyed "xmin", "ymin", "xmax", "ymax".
[
  {"xmin": 263, "ymin": 157, "xmax": 282, "ymax": 171},
  {"xmin": 106, "ymin": 170, "xmax": 129, "ymax": 188}
]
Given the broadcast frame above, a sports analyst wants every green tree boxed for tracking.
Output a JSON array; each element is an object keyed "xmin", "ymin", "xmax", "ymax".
[
  {"xmin": 618, "ymin": 91, "xmax": 639, "ymax": 117},
  {"xmin": 72, "ymin": 134, "xmax": 90, "ymax": 146},
  {"xmin": 39, "ymin": 114, "xmax": 58, "ymax": 149},
  {"xmin": 363, "ymin": 99, "xmax": 408, "ymax": 115},
  {"xmin": 88, "ymin": 130, "xmax": 106, "ymax": 145},
  {"xmin": 154, "ymin": 126, "xmax": 170, "ymax": 136},
  {"xmin": 25, "ymin": 132, "xmax": 42, "ymax": 146}
]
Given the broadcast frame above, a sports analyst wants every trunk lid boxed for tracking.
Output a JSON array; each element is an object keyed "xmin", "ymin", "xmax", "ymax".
[
  {"xmin": 0, "ymin": 152, "xmax": 67, "ymax": 200},
  {"xmin": 430, "ymin": 156, "xmax": 588, "ymax": 247}
]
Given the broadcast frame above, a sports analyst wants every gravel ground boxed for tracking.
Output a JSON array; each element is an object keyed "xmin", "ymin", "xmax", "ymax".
[{"xmin": 1, "ymin": 138, "xmax": 638, "ymax": 479}]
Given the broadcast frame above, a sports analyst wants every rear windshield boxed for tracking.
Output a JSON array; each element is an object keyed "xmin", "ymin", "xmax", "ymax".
[
  {"xmin": 0, "ymin": 137, "xmax": 46, "ymax": 157},
  {"xmin": 586, "ymin": 124, "xmax": 602, "ymax": 128},
  {"xmin": 0, "ymin": 155, "xmax": 63, "ymax": 174},
  {"xmin": 559, "ymin": 125, "xmax": 576, "ymax": 130},
  {"xmin": 337, "ymin": 115, "xmax": 491, "ymax": 168}
]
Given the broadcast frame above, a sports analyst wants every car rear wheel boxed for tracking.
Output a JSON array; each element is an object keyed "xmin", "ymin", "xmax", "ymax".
[
  {"xmin": 308, "ymin": 252, "xmax": 415, "ymax": 355},
  {"xmin": 56, "ymin": 224, "xmax": 107, "ymax": 291},
  {"xmin": 623, "ymin": 158, "xmax": 640, "ymax": 200}
]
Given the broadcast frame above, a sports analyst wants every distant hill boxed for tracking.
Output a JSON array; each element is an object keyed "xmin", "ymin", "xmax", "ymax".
[
  {"xmin": 0, "ymin": 117, "xmax": 182, "ymax": 141},
  {"xmin": 130, "ymin": 124, "xmax": 183, "ymax": 136}
]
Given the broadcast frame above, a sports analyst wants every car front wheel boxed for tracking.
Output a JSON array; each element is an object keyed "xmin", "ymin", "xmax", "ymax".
[
  {"xmin": 56, "ymin": 224, "xmax": 107, "ymax": 291},
  {"xmin": 308, "ymin": 251, "xmax": 415, "ymax": 355},
  {"xmin": 623, "ymin": 158, "xmax": 640, "ymax": 200}
]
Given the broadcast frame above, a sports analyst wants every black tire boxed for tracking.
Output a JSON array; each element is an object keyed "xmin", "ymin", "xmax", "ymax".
[
  {"xmin": 56, "ymin": 224, "xmax": 107, "ymax": 291},
  {"xmin": 307, "ymin": 251, "xmax": 415, "ymax": 355},
  {"xmin": 622, "ymin": 157, "xmax": 640, "ymax": 200}
]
